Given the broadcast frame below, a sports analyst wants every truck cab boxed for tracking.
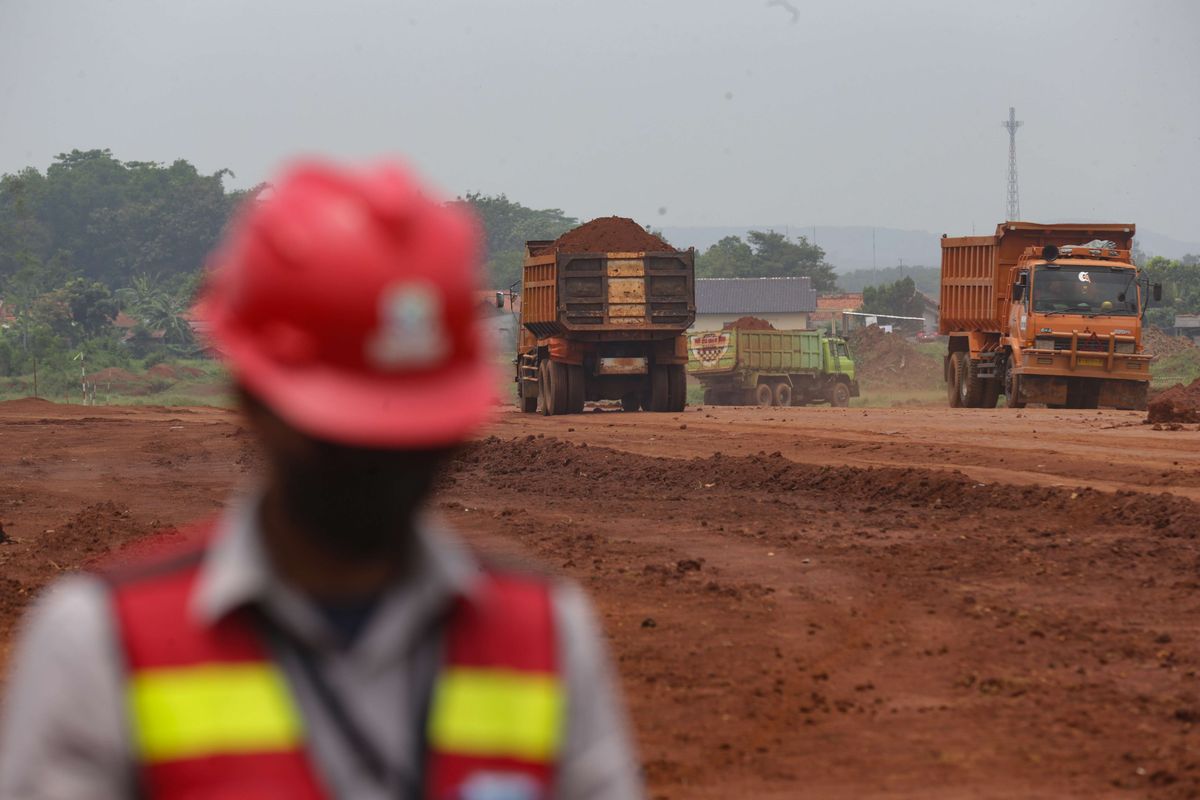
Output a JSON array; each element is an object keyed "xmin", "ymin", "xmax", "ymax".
[
  {"xmin": 823, "ymin": 337, "xmax": 858, "ymax": 388},
  {"xmin": 1004, "ymin": 244, "xmax": 1155, "ymax": 408}
]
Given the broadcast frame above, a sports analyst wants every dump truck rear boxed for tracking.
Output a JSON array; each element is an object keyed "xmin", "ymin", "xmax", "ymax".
[
  {"xmin": 940, "ymin": 222, "xmax": 1159, "ymax": 409},
  {"xmin": 515, "ymin": 218, "xmax": 695, "ymax": 414},
  {"xmin": 687, "ymin": 327, "xmax": 858, "ymax": 407}
]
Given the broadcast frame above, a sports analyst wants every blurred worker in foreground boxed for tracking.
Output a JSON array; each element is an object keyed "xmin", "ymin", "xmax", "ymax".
[{"xmin": 0, "ymin": 162, "xmax": 642, "ymax": 799}]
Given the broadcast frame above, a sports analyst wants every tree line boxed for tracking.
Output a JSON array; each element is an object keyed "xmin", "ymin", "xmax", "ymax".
[{"xmin": 1, "ymin": 150, "xmax": 1196, "ymax": 392}]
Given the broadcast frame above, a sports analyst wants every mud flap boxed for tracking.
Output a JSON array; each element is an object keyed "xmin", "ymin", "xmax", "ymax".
[{"xmin": 1098, "ymin": 379, "xmax": 1148, "ymax": 411}]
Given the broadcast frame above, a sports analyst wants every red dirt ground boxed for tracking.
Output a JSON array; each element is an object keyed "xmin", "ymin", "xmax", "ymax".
[{"xmin": 2, "ymin": 401, "xmax": 1199, "ymax": 798}]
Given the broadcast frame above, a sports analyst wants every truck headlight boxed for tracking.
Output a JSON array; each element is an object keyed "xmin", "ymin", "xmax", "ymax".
[
  {"xmin": 1114, "ymin": 341, "xmax": 1135, "ymax": 354},
  {"xmin": 1034, "ymin": 337, "xmax": 1055, "ymax": 350}
]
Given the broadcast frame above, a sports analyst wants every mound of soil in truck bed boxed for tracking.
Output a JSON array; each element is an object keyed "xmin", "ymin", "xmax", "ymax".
[
  {"xmin": 722, "ymin": 316, "xmax": 776, "ymax": 331},
  {"xmin": 548, "ymin": 216, "xmax": 676, "ymax": 254},
  {"xmin": 1147, "ymin": 376, "xmax": 1200, "ymax": 423}
]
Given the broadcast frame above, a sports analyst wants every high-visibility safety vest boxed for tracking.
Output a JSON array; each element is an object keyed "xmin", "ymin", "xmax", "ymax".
[{"xmin": 106, "ymin": 534, "xmax": 564, "ymax": 799}]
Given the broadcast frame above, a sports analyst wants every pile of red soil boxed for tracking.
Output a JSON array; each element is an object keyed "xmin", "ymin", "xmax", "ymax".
[
  {"xmin": 85, "ymin": 367, "xmax": 149, "ymax": 393},
  {"xmin": 546, "ymin": 216, "xmax": 675, "ymax": 254},
  {"xmin": 847, "ymin": 325, "xmax": 942, "ymax": 390},
  {"xmin": 1147, "ymin": 376, "xmax": 1200, "ymax": 424},
  {"xmin": 722, "ymin": 316, "xmax": 775, "ymax": 331},
  {"xmin": 1145, "ymin": 327, "xmax": 1198, "ymax": 358},
  {"xmin": 147, "ymin": 363, "xmax": 179, "ymax": 379}
]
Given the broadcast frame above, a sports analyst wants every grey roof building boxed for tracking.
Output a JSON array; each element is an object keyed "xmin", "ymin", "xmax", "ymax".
[{"xmin": 695, "ymin": 277, "xmax": 818, "ymax": 314}]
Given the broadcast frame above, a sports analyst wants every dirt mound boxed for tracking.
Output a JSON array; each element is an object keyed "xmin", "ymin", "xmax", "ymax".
[
  {"xmin": 722, "ymin": 316, "xmax": 775, "ymax": 331},
  {"xmin": 846, "ymin": 325, "xmax": 942, "ymax": 390},
  {"xmin": 547, "ymin": 216, "xmax": 675, "ymax": 254},
  {"xmin": 0, "ymin": 397, "xmax": 56, "ymax": 412},
  {"xmin": 86, "ymin": 367, "xmax": 148, "ymax": 393},
  {"xmin": 450, "ymin": 437, "xmax": 1200, "ymax": 539},
  {"xmin": 1147, "ymin": 376, "xmax": 1200, "ymax": 424},
  {"xmin": 1145, "ymin": 327, "xmax": 1198, "ymax": 358},
  {"xmin": 147, "ymin": 363, "xmax": 179, "ymax": 379}
]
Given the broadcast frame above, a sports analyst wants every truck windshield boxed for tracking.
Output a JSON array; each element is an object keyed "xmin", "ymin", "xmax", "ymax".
[{"xmin": 1032, "ymin": 266, "xmax": 1138, "ymax": 316}]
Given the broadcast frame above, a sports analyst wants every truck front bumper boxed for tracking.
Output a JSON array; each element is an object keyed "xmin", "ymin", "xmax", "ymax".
[{"xmin": 1015, "ymin": 347, "xmax": 1151, "ymax": 384}]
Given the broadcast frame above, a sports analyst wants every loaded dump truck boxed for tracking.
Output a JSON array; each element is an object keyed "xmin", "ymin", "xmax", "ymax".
[
  {"xmin": 940, "ymin": 222, "xmax": 1160, "ymax": 409},
  {"xmin": 687, "ymin": 324, "xmax": 859, "ymax": 407},
  {"xmin": 515, "ymin": 217, "xmax": 695, "ymax": 415}
]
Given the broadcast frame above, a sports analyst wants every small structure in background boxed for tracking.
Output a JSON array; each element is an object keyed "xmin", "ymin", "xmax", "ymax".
[
  {"xmin": 692, "ymin": 277, "xmax": 817, "ymax": 332},
  {"xmin": 810, "ymin": 292, "xmax": 863, "ymax": 333},
  {"xmin": 1175, "ymin": 314, "xmax": 1200, "ymax": 344}
]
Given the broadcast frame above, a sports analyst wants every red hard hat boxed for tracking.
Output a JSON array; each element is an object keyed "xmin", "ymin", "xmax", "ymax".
[{"xmin": 198, "ymin": 160, "xmax": 496, "ymax": 448}]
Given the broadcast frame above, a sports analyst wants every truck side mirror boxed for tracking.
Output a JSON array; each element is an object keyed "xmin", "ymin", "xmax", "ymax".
[
  {"xmin": 495, "ymin": 291, "xmax": 505, "ymax": 309},
  {"xmin": 1153, "ymin": 283, "xmax": 1163, "ymax": 302},
  {"xmin": 1012, "ymin": 283, "xmax": 1025, "ymax": 302}
]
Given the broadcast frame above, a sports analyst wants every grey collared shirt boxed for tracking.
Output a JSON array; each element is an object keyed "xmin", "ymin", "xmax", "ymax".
[{"xmin": 0, "ymin": 496, "xmax": 643, "ymax": 799}]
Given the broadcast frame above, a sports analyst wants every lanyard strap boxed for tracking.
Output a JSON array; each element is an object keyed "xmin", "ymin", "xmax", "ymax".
[{"xmin": 254, "ymin": 609, "xmax": 435, "ymax": 799}]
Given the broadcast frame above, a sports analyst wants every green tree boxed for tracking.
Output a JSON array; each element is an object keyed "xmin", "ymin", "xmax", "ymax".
[
  {"xmin": 0, "ymin": 150, "xmax": 243, "ymax": 289},
  {"xmin": 695, "ymin": 235, "xmax": 754, "ymax": 278},
  {"xmin": 1141, "ymin": 255, "xmax": 1200, "ymax": 329},
  {"xmin": 861, "ymin": 276, "xmax": 926, "ymax": 319},
  {"xmin": 697, "ymin": 230, "xmax": 838, "ymax": 291},
  {"xmin": 454, "ymin": 194, "xmax": 577, "ymax": 288}
]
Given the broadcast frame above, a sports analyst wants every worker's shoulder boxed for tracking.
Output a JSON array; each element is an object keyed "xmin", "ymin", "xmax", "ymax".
[
  {"xmin": 90, "ymin": 519, "xmax": 217, "ymax": 588},
  {"xmin": 11, "ymin": 572, "xmax": 115, "ymax": 662}
]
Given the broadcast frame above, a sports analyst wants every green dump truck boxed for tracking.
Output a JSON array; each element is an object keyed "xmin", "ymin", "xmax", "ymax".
[{"xmin": 687, "ymin": 328, "xmax": 859, "ymax": 407}]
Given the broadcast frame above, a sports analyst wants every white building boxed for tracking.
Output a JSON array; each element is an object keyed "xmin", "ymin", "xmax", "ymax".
[{"xmin": 691, "ymin": 277, "xmax": 817, "ymax": 332}]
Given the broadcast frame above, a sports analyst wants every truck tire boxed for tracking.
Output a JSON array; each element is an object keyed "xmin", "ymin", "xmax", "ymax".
[
  {"xmin": 537, "ymin": 360, "xmax": 552, "ymax": 416},
  {"xmin": 621, "ymin": 391, "xmax": 641, "ymax": 412},
  {"xmin": 980, "ymin": 378, "xmax": 1001, "ymax": 409},
  {"xmin": 774, "ymin": 383, "xmax": 792, "ymax": 407},
  {"xmin": 947, "ymin": 352, "xmax": 964, "ymax": 408},
  {"xmin": 958, "ymin": 355, "xmax": 984, "ymax": 408},
  {"xmin": 830, "ymin": 381, "xmax": 851, "ymax": 408},
  {"xmin": 645, "ymin": 366, "xmax": 670, "ymax": 412},
  {"xmin": 702, "ymin": 388, "xmax": 716, "ymax": 405},
  {"xmin": 549, "ymin": 361, "xmax": 572, "ymax": 415},
  {"xmin": 1004, "ymin": 368, "xmax": 1026, "ymax": 409},
  {"xmin": 667, "ymin": 365, "xmax": 687, "ymax": 412},
  {"xmin": 566, "ymin": 364, "xmax": 585, "ymax": 414},
  {"xmin": 519, "ymin": 385, "xmax": 537, "ymax": 414},
  {"xmin": 755, "ymin": 383, "xmax": 774, "ymax": 407}
]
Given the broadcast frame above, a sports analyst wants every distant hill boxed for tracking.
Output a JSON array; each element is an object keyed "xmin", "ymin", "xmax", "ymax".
[{"xmin": 660, "ymin": 225, "xmax": 1200, "ymax": 273}]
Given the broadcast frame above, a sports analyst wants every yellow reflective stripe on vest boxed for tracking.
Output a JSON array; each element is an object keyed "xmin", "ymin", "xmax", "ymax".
[
  {"xmin": 129, "ymin": 664, "xmax": 303, "ymax": 762},
  {"xmin": 427, "ymin": 668, "xmax": 564, "ymax": 762}
]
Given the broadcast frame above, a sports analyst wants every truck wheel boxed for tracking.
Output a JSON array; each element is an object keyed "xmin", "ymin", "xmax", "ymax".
[
  {"xmin": 566, "ymin": 364, "xmax": 585, "ymax": 414},
  {"xmin": 959, "ymin": 358, "xmax": 984, "ymax": 408},
  {"xmin": 980, "ymin": 378, "xmax": 1001, "ymax": 409},
  {"xmin": 667, "ymin": 365, "xmax": 687, "ymax": 412},
  {"xmin": 774, "ymin": 383, "xmax": 792, "ymax": 407},
  {"xmin": 702, "ymin": 388, "xmax": 716, "ymax": 405},
  {"xmin": 549, "ymin": 361, "xmax": 571, "ymax": 415},
  {"xmin": 755, "ymin": 383, "xmax": 774, "ymax": 407},
  {"xmin": 831, "ymin": 381, "xmax": 851, "ymax": 408},
  {"xmin": 947, "ymin": 353, "xmax": 964, "ymax": 408},
  {"xmin": 519, "ymin": 385, "xmax": 537, "ymax": 413},
  {"xmin": 537, "ymin": 360, "xmax": 552, "ymax": 416},
  {"xmin": 621, "ymin": 391, "xmax": 641, "ymax": 412},
  {"xmin": 1004, "ymin": 369, "xmax": 1026, "ymax": 409},
  {"xmin": 645, "ymin": 366, "xmax": 670, "ymax": 412}
]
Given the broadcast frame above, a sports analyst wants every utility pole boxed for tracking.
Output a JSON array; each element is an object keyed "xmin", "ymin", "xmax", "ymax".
[{"xmin": 1002, "ymin": 106, "xmax": 1023, "ymax": 221}]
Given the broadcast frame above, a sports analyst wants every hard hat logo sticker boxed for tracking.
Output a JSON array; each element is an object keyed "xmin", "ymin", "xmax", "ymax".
[
  {"xmin": 1078, "ymin": 272, "xmax": 1091, "ymax": 283},
  {"xmin": 366, "ymin": 282, "xmax": 450, "ymax": 370}
]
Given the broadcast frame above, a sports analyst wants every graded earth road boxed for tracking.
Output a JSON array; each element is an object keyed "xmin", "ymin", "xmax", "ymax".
[{"xmin": 1, "ymin": 398, "xmax": 1198, "ymax": 799}]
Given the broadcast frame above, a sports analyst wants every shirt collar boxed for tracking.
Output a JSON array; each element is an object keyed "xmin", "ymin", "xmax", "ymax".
[{"xmin": 190, "ymin": 490, "xmax": 482, "ymax": 628}]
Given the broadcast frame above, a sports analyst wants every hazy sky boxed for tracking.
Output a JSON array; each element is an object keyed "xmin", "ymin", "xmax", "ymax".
[{"xmin": 3, "ymin": 0, "xmax": 1198, "ymax": 240}]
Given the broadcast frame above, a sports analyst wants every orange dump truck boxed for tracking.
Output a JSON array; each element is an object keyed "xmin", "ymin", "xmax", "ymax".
[
  {"xmin": 515, "ymin": 217, "xmax": 695, "ymax": 415},
  {"xmin": 940, "ymin": 222, "xmax": 1160, "ymax": 409}
]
